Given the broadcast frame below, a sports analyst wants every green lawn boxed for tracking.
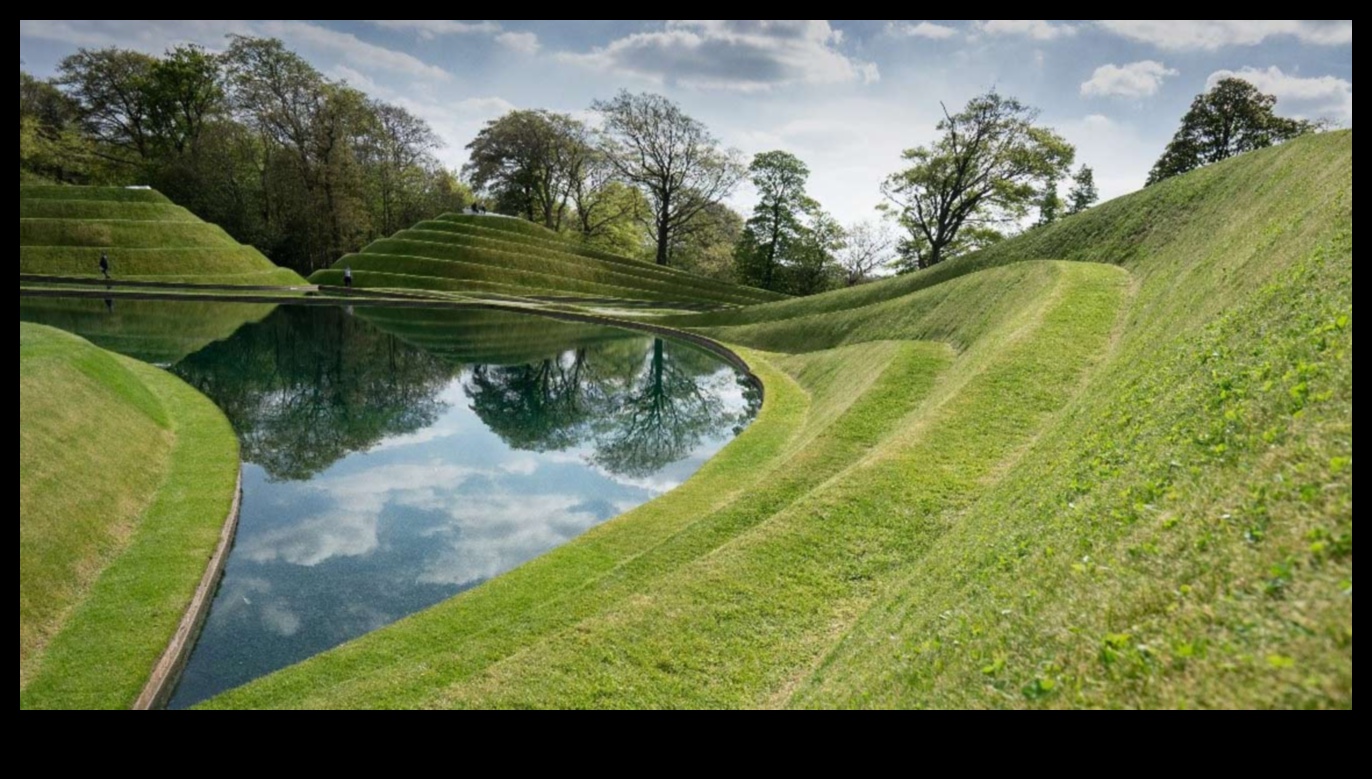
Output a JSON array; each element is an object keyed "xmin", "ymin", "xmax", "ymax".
[
  {"xmin": 19, "ymin": 324, "xmax": 242, "ymax": 709},
  {"xmin": 204, "ymin": 131, "xmax": 1350, "ymax": 710},
  {"xmin": 311, "ymin": 212, "xmax": 784, "ymax": 308},
  {"xmin": 19, "ymin": 185, "xmax": 306, "ymax": 286}
]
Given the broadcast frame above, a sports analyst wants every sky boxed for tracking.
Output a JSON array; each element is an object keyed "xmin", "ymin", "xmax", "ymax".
[{"xmin": 19, "ymin": 20, "xmax": 1353, "ymax": 225}]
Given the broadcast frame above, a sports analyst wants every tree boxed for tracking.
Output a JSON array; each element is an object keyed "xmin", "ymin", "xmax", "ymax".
[
  {"xmin": 734, "ymin": 150, "xmax": 814, "ymax": 291},
  {"xmin": 463, "ymin": 109, "xmax": 592, "ymax": 230},
  {"xmin": 56, "ymin": 47, "xmax": 158, "ymax": 162},
  {"xmin": 593, "ymin": 91, "xmax": 744, "ymax": 266},
  {"xmin": 1035, "ymin": 176, "xmax": 1063, "ymax": 226},
  {"xmin": 785, "ymin": 209, "xmax": 844, "ymax": 296},
  {"xmin": 837, "ymin": 221, "xmax": 895, "ymax": 286},
  {"xmin": 880, "ymin": 90, "xmax": 1074, "ymax": 270},
  {"xmin": 670, "ymin": 201, "xmax": 743, "ymax": 281},
  {"xmin": 1065, "ymin": 165, "xmax": 1098, "ymax": 215},
  {"xmin": 1147, "ymin": 77, "xmax": 1312, "ymax": 185}
]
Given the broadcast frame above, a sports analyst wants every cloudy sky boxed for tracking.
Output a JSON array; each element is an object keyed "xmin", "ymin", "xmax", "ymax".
[{"xmin": 19, "ymin": 20, "xmax": 1353, "ymax": 224}]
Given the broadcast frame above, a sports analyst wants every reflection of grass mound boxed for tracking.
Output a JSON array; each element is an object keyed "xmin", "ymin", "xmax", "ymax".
[
  {"xmin": 19, "ymin": 298, "xmax": 276, "ymax": 365},
  {"xmin": 311, "ymin": 212, "xmax": 784, "ymax": 308},
  {"xmin": 213, "ymin": 133, "xmax": 1350, "ymax": 710},
  {"xmin": 19, "ymin": 186, "xmax": 304, "ymax": 285},
  {"xmin": 359, "ymin": 307, "xmax": 640, "ymax": 366},
  {"xmin": 20, "ymin": 324, "xmax": 239, "ymax": 709}
]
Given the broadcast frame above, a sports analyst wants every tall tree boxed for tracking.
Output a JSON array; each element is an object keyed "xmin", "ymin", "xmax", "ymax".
[
  {"xmin": 1065, "ymin": 164, "xmax": 1098, "ymax": 215},
  {"xmin": 837, "ymin": 221, "xmax": 894, "ymax": 286},
  {"xmin": 56, "ymin": 48, "xmax": 158, "ymax": 162},
  {"xmin": 145, "ymin": 45, "xmax": 225, "ymax": 157},
  {"xmin": 880, "ymin": 90, "xmax": 1074, "ymax": 270},
  {"xmin": 1147, "ymin": 77, "xmax": 1312, "ymax": 185},
  {"xmin": 671, "ymin": 201, "xmax": 743, "ymax": 281},
  {"xmin": 463, "ymin": 109, "xmax": 591, "ymax": 230},
  {"xmin": 1035, "ymin": 176, "xmax": 1063, "ymax": 226},
  {"xmin": 593, "ymin": 91, "xmax": 744, "ymax": 266},
  {"xmin": 362, "ymin": 100, "xmax": 441, "ymax": 237},
  {"xmin": 735, "ymin": 150, "xmax": 813, "ymax": 291}
]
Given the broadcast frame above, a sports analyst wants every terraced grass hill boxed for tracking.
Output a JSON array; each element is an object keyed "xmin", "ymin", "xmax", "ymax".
[
  {"xmin": 310, "ymin": 212, "xmax": 785, "ymax": 309},
  {"xmin": 20, "ymin": 324, "xmax": 240, "ymax": 709},
  {"xmin": 210, "ymin": 131, "xmax": 1350, "ymax": 709},
  {"xmin": 19, "ymin": 186, "xmax": 305, "ymax": 286}
]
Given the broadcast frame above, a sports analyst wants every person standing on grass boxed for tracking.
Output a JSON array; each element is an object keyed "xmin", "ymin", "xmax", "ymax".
[
  {"xmin": 344, "ymin": 265, "xmax": 353, "ymax": 289},
  {"xmin": 99, "ymin": 251, "xmax": 110, "ymax": 280}
]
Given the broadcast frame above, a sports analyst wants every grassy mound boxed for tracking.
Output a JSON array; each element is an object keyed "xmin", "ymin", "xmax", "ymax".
[
  {"xmin": 19, "ymin": 297, "xmax": 276, "ymax": 365},
  {"xmin": 19, "ymin": 186, "xmax": 305, "ymax": 286},
  {"xmin": 310, "ymin": 213, "xmax": 784, "ymax": 308},
  {"xmin": 20, "ymin": 324, "xmax": 241, "ymax": 709},
  {"xmin": 210, "ymin": 131, "xmax": 1350, "ymax": 709},
  {"xmin": 358, "ymin": 307, "xmax": 639, "ymax": 366}
]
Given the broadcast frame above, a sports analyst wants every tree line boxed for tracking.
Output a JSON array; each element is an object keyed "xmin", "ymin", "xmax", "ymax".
[
  {"xmin": 21, "ymin": 38, "xmax": 472, "ymax": 273},
  {"xmin": 20, "ymin": 36, "xmax": 1318, "ymax": 293}
]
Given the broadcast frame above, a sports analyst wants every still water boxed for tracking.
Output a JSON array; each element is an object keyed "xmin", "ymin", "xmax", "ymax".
[{"xmin": 19, "ymin": 299, "xmax": 758, "ymax": 707}]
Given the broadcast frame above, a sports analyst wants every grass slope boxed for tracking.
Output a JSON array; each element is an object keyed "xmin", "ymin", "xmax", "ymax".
[
  {"xmin": 19, "ymin": 185, "xmax": 305, "ymax": 286},
  {"xmin": 310, "ymin": 213, "xmax": 784, "ymax": 308},
  {"xmin": 210, "ymin": 131, "xmax": 1350, "ymax": 709},
  {"xmin": 20, "ymin": 324, "xmax": 241, "ymax": 709}
]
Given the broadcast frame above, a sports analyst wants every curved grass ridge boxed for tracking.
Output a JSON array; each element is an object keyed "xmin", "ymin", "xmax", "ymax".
[
  {"xmin": 209, "ymin": 131, "xmax": 1350, "ymax": 709},
  {"xmin": 311, "ymin": 213, "xmax": 785, "ymax": 308},
  {"xmin": 20, "ymin": 324, "xmax": 241, "ymax": 709},
  {"xmin": 19, "ymin": 185, "xmax": 306, "ymax": 286}
]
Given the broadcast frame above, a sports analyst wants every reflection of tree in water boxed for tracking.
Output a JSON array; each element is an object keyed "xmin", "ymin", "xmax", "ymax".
[
  {"xmin": 173, "ymin": 306, "xmax": 455, "ymax": 480},
  {"xmin": 466, "ymin": 348, "xmax": 607, "ymax": 451},
  {"xmin": 465, "ymin": 337, "xmax": 753, "ymax": 478}
]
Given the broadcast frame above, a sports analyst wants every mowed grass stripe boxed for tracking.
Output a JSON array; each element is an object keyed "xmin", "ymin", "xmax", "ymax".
[
  {"xmin": 18, "ymin": 185, "xmax": 305, "ymax": 286},
  {"xmin": 20, "ymin": 324, "xmax": 241, "ymax": 709}
]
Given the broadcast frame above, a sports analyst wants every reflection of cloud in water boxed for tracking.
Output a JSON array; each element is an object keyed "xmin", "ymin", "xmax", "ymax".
[
  {"xmin": 416, "ymin": 495, "xmax": 607, "ymax": 587},
  {"xmin": 261, "ymin": 601, "xmax": 302, "ymax": 637},
  {"xmin": 210, "ymin": 576, "xmax": 301, "ymax": 637},
  {"xmin": 241, "ymin": 462, "xmax": 483, "ymax": 566}
]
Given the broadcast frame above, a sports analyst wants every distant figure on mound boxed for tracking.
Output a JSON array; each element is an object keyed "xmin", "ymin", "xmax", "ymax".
[
  {"xmin": 99, "ymin": 251, "xmax": 110, "ymax": 280},
  {"xmin": 343, "ymin": 265, "xmax": 353, "ymax": 289}
]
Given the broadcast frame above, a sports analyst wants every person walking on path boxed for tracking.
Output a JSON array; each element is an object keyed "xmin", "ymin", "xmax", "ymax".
[
  {"xmin": 344, "ymin": 265, "xmax": 353, "ymax": 290},
  {"xmin": 99, "ymin": 251, "xmax": 110, "ymax": 280}
]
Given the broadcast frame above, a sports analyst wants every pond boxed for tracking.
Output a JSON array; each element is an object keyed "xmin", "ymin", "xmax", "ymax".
[{"xmin": 19, "ymin": 298, "xmax": 759, "ymax": 708}]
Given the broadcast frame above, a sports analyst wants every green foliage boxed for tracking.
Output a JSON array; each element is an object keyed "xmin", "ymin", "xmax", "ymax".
[
  {"xmin": 463, "ymin": 109, "xmax": 587, "ymax": 229},
  {"xmin": 1066, "ymin": 165, "xmax": 1098, "ymax": 215},
  {"xmin": 734, "ymin": 150, "xmax": 842, "ymax": 295},
  {"xmin": 30, "ymin": 38, "xmax": 469, "ymax": 274},
  {"xmin": 594, "ymin": 91, "xmax": 745, "ymax": 266},
  {"xmin": 1147, "ymin": 77, "xmax": 1313, "ymax": 185},
  {"xmin": 882, "ymin": 90, "xmax": 1074, "ymax": 271}
]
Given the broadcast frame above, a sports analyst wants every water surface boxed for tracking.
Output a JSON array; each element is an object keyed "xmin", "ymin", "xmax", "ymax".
[{"xmin": 20, "ymin": 299, "xmax": 757, "ymax": 707}]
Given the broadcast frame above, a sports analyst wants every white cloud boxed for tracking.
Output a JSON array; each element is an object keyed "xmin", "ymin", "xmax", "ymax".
[
  {"xmin": 559, "ymin": 20, "xmax": 878, "ymax": 91},
  {"xmin": 1081, "ymin": 60, "xmax": 1179, "ymax": 98},
  {"xmin": 496, "ymin": 31, "xmax": 541, "ymax": 55},
  {"xmin": 888, "ymin": 21, "xmax": 960, "ymax": 40},
  {"xmin": 1208, "ymin": 66, "xmax": 1353, "ymax": 124},
  {"xmin": 330, "ymin": 64, "xmax": 381, "ymax": 93},
  {"xmin": 20, "ymin": 20, "xmax": 449, "ymax": 80},
  {"xmin": 1098, "ymin": 20, "xmax": 1352, "ymax": 50},
  {"xmin": 368, "ymin": 19, "xmax": 500, "ymax": 39},
  {"xmin": 978, "ymin": 20, "xmax": 1077, "ymax": 41},
  {"xmin": 258, "ymin": 21, "xmax": 449, "ymax": 79},
  {"xmin": 19, "ymin": 19, "xmax": 253, "ymax": 50}
]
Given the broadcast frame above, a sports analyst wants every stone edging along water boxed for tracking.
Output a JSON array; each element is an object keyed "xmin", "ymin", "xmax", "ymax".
[
  {"xmin": 132, "ymin": 470, "xmax": 243, "ymax": 710},
  {"xmin": 21, "ymin": 285, "xmax": 761, "ymax": 708}
]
